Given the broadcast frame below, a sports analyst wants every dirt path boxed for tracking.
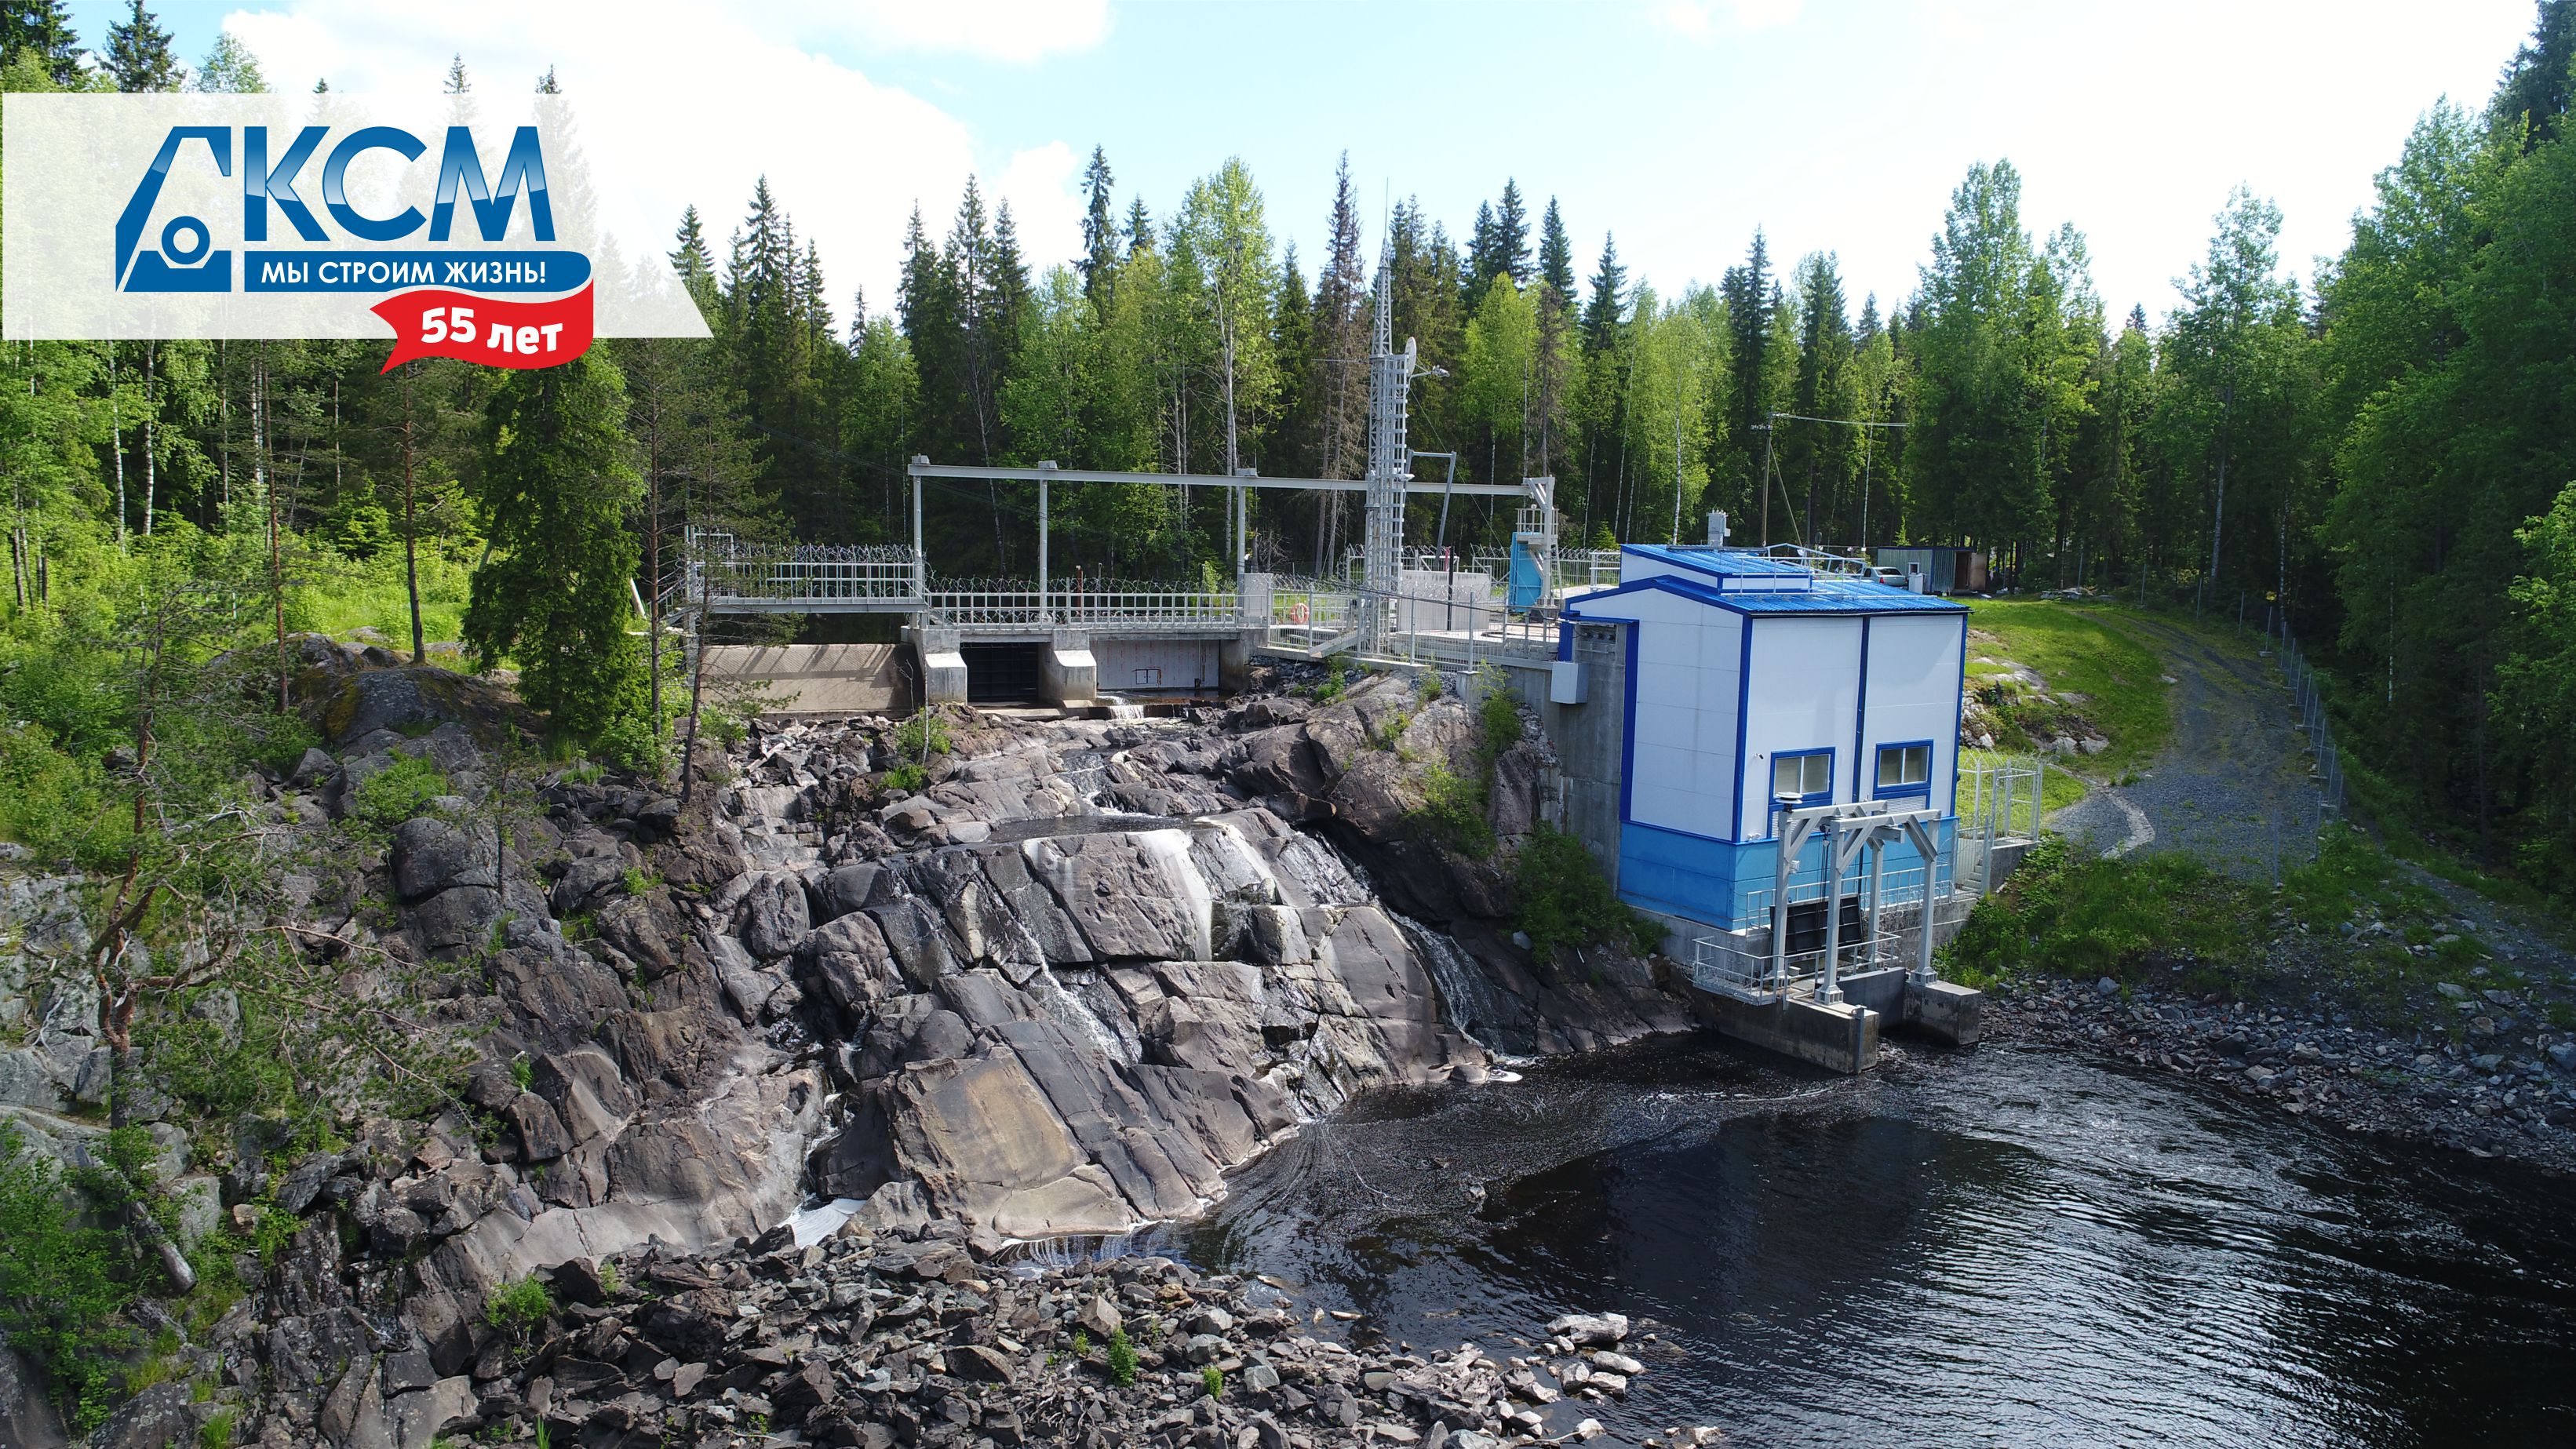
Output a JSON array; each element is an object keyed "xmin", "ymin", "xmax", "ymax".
[{"xmin": 2048, "ymin": 613, "xmax": 2323, "ymax": 879}]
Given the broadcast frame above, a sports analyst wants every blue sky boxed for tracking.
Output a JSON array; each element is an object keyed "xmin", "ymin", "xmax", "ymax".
[{"xmin": 72, "ymin": 1, "xmax": 2541, "ymax": 323}]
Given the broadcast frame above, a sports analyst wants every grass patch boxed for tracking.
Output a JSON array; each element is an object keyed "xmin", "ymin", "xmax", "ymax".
[
  {"xmin": 1941, "ymin": 836, "xmax": 2256, "ymax": 995},
  {"xmin": 1964, "ymin": 599, "xmax": 2170, "ymax": 774}
]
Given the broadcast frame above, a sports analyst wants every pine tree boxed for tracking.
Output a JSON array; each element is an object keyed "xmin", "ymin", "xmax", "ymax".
[
  {"xmin": 1538, "ymin": 198, "xmax": 1576, "ymax": 305},
  {"xmin": 104, "ymin": 0, "xmax": 180, "ymax": 92},
  {"xmin": 464, "ymin": 351, "xmax": 647, "ymax": 751},
  {"xmin": 1124, "ymin": 198, "xmax": 1155, "ymax": 257},
  {"xmin": 534, "ymin": 64, "xmax": 558, "ymax": 93},
  {"xmin": 1080, "ymin": 144, "xmax": 1118, "ymax": 304},
  {"xmin": 2, "ymin": 0, "xmax": 84, "ymax": 86},
  {"xmin": 443, "ymin": 53, "xmax": 468, "ymax": 93}
]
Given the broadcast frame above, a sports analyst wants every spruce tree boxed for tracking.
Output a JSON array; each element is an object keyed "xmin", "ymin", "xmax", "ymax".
[
  {"xmin": 1580, "ymin": 233, "xmax": 1627, "ymax": 354},
  {"xmin": 104, "ymin": 0, "xmax": 180, "ymax": 92},
  {"xmin": 1080, "ymin": 145, "xmax": 1118, "ymax": 304},
  {"xmin": 2, "ymin": 0, "xmax": 83, "ymax": 86},
  {"xmin": 464, "ymin": 351, "xmax": 647, "ymax": 752},
  {"xmin": 1538, "ymin": 198, "xmax": 1576, "ymax": 305},
  {"xmin": 1495, "ymin": 179, "xmax": 1532, "ymax": 286}
]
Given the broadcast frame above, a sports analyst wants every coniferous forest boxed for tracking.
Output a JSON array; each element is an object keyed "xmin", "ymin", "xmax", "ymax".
[{"xmin": 6, "ymin": 1, "xmax": 2576, "ymax": 890}]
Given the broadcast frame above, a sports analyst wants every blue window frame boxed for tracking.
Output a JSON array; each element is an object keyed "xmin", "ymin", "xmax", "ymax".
[
  {"xmin": 1769, "ymin": 748, "xmax": 1834, "ymax": 814},
  {"xmin": 1874, "ymin": 740, "xmax": 1933, "ymax": 799}
]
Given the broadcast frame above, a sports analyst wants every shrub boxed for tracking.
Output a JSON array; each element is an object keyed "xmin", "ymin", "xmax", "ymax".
[
  {"xmin": 508, "ymin": 1056, "xmax": 534, "ymax": 1092},
  {"xmin": 1477, "ymin": 681, "xmax": 1524, "ymax": 759},
  {"xmin": 621, "ymin": 865, "xmax": 660, "ymax": 897},
  {"xmin": 1413, "ymin": 763, "xmax": 1496, "ymax": 859},
  {"xmin": 596, "ymin": 1259, "xmax": 623, "ymax": 1298},
  {"xmin": 483, "ymin": 1276, "xmax": 554, "ymax": 1335},
  {"xmin": 348, "ymin": 753, "xmax": 449, "ymax": 830},
  {"xmin": 1071, "ymin": 1329, "xmax": 1091, "ymax": 1357},
  {"xmin": 882, "ymin": 763, "xmax": 927, "ymax": 793},
  {"xmin": 1514, "ymin": 825, "xmax": 1660, "ymax": 957},
  {"xmin": 1201, "ymin": 1365, "xmax": 1224, "ymax": 1399},
  {"xmin": 0, "ymin": 1125, "xmax": 143, "ymax": 1432},
  {"xmin": 1106, "ymin": 1327, "xmax": 1138, "ymax": 1387},
  {"xmin": 894, "ymin": 712, "xmax": 952, "ymax": 758}
]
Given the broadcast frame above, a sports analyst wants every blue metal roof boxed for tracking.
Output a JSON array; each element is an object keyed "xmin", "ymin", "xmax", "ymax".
[
  {"xmin": 1567, "ymin": 572, "xmax": 1968, "ymax": 619},
  {"xmin": 1620, "ymin": 544, "xmax": 1813, "ymax": 580}
]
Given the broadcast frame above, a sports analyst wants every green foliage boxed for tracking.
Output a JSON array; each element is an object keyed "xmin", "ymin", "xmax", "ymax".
[
  {"xmin": 348, "ymin": 754, "xmax": 449, "ymax": 831},
  {"xmin": 482, "ymin": 1276, "xmax": 553, "ymax": 1336},
  {"xmin": 1514, "ymin": 824, "xmax": 1660, "ymax": 957},
  {"xmin": 596, "ymin": 1259, "xmax": 622, "ymax": 1298},
  {"xmin": 1413, "ymin": 763, "xmax": 1495, "ymax": 858},
  {"xmin": 1201, "ymin": 1364, "xmax": 1224, "ymax": 1399},
  {"xmin": 1962, "ymin": 599, "xmax": 2170, "ymax": 773},
  {"xmin": 1308, "ymin": 659, "xmax": 1349, "ymax": 704},
  {"xmin": 1071, "ymin": 1329, "xmax": 1091, "ymax": 1356},
  {"xmin": 882, "ymin": 763, "xmax": 928, "ymax": 793},
  {"xmin": 197, "ymin": 1405, "xmax": 236, "ymax": 1447},
  {"xmin": 464, "ymin": 351, "xmax": 650, "ymax": 752},
  {"xmin": 1477, "ymin": 681, "xmax": 1524, "ymax": 758},
  {"xmin": 1106, "ymin": 1327, "xmax": 1139, "ymax": 1387},
  {"xmin": 1941, "ymin": 836, "xmax": 2253, "ymax": 993},
  {"xmin": 0, "ymin": 1126, "xmax": 143, "ymax": 1432},
  {"xmin": 894, "ymin": 712, "xmax": 953, "ymax": 758},
  {"xmin": 621, "ymin": 866, "xmax": 660, "ymax": 897},
  {"xmin": 508, "ymin": 1055, "xmax": 534, "ymax": 1092}
]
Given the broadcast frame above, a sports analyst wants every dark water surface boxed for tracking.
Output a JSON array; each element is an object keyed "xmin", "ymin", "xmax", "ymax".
[{"xmin": 1136, "ymin": 1036, "xmax": 2576, "ymax": 1448}]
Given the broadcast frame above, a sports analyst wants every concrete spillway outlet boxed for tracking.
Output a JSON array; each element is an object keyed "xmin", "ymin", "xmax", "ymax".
[
  {"xmin": 1688, "ymin": 969, "xmax": 1988, "ymax": 1073},
  {"xmin": 1691, "ymin": 991, "xmax": 1882, "ymax": 1074}
]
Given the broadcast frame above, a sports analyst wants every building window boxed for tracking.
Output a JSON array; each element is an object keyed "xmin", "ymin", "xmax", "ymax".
[
  {"xmin": 1771, "ymin": 748, "xmax": 1832, "ymax": 806},
  {"xmin": 1875, "ymin": 742, "xmax": 1931, "ymax": 796}
]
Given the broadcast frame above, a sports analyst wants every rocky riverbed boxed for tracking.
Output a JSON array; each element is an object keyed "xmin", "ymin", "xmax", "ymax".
[
  {"xmin": 1990, "ymin": 975, "xmax": 2576, "ymax": 1174},
  {"xmin": 0, "ymin": 646, "xmax": 1690, "ymax": 1447},
  {"xmin": 215, "ymin": 1213, "xmax": 1692, "ymax": 1449}
]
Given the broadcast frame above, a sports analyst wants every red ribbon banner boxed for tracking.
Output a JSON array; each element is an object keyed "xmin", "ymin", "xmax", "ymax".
[{"xmin": 373, "ymin": 285, "xmax": 595, "ymax": 372}]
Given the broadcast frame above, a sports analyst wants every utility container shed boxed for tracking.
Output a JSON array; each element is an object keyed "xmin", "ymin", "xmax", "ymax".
[{"xmin": 1561, "ymin": 544, "xmax": 1970, "ymax": 937}]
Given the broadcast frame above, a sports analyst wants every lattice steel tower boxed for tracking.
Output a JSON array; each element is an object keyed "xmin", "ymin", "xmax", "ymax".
[{"xmin": 1361, "ymin": 244, "xmax": 1416, "ymax": 654}]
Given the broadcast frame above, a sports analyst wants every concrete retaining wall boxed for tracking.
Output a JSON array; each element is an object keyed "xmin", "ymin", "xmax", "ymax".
[{"xmin": 701, "ymin": 644, "xmax": 913, "ymax": 716}]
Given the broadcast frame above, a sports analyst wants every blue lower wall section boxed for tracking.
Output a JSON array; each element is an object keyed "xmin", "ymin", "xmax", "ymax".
[{"xmin": 1616, "ymin": 817, "xmax": 1957, "ymax": 931}]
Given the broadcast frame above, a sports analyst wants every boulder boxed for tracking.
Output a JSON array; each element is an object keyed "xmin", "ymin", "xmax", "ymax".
[
  {"xmin": 388, "ymin": 1375, "xmax": 477, "ymax": 1449},
  {"xmin": 410, "ymin": 886, "xmax": 503, "ymax": 953},
  {"xmin": 391, "ymin": 817, "xmax": 494, "ymax": 903},
  {"xmin": 317, "ymin": 665, "xmax": 523, "ymax": 749},
  {"xmin": 739, "ymin": 871, "xmax": 812, "ymax": 959}
]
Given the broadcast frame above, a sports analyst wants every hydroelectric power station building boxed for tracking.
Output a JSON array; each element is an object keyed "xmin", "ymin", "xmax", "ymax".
[{"xmin": 1550, "ymin": 544, "xmax": 1985, "ymax": 1064}]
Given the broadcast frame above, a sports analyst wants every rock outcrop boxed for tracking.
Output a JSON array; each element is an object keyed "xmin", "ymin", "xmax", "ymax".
[{"xmin": 0, "ymin": 654, "xmax": 1696, "ymax": 1446}]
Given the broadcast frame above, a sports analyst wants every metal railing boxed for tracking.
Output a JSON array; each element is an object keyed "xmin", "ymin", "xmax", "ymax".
[
  {"xmin": 1959, "ymin": 755, "xmax": 2042, "ymax": 842},
  {"xmin": 1730, "ymin": 860, "xmax": 1950, "ymax": 936},
  {"xmin": 924, "ymin": 579, "xmax": 1244, "ymax": 631},
  {"xmin": 683, "ymin": 531, "xmax": 921, "ymax": 610},
  {"xmin": 1689, "ymin": 933, "xmax": 1823, "ymax": 1004}
]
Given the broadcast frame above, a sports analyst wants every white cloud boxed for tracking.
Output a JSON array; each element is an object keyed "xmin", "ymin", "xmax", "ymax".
[
  {"xmin": 1649, "ymin": 0, "xmax": 1805, "ymax": 38},
  {"xmin": 218, "ymin": 0, "xmax": 1066, "ymax": 308},
  {"xmin": 789, "ymin": 0, "xmax": 1114, "ymax": 64}
]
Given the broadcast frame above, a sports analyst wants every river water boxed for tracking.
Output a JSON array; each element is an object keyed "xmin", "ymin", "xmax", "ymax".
[{"xmin": 1136, "ymin": 1034, "xmax": 2576, "ymax": 1447}]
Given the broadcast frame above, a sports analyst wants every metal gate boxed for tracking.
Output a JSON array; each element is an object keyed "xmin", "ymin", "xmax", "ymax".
[{"xmin": 960, "ymin": 642, "xmax": 1043, "ymax": 704}]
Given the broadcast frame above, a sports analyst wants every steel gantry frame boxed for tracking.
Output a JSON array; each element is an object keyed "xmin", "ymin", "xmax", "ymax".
[{"xmin": 679, "ymin": 249, "xmax": 1565, "ymax": 657}]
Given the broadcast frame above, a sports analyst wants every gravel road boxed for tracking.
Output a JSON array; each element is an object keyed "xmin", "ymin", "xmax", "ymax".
[{"xmin": 2049, "ymin": 612, "xmax": 2323, "ymax": 879}]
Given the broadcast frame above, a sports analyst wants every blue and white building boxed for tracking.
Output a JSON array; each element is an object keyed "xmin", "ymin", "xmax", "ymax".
[{"xmin": 1559, "ymin": 545, "xmax": 1969, "ymax": 959}]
